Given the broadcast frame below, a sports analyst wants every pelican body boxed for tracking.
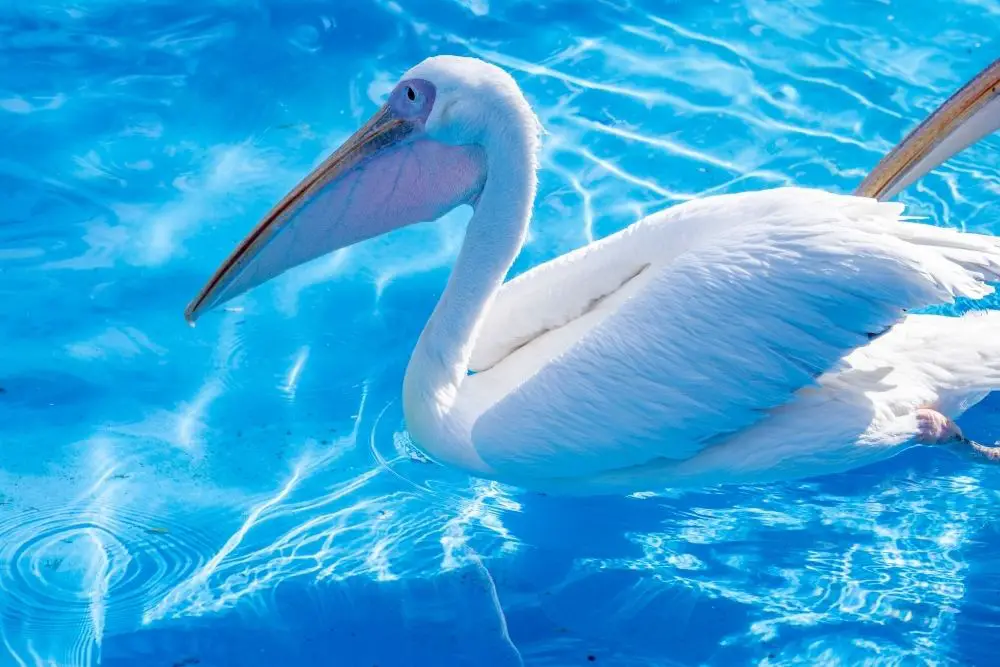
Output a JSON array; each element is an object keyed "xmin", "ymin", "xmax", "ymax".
[{"xmin": 187, "ymin": 56, "xmax": 1000, "ymax": 495}]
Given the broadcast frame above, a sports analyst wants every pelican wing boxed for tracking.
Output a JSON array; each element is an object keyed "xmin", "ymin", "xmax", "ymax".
[
  {"xmin": 469, "ymin": 187, "xmax": 1000, "ymax": 479},
  {"xmin": 470, "ymin": 231, "xmax": 651, "ymax": 373}
]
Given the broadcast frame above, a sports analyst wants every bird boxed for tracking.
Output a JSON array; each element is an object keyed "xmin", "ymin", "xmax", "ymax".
[{"xmin": 185, "ymin": 55, "xmax": 1000, "ymax": 495}]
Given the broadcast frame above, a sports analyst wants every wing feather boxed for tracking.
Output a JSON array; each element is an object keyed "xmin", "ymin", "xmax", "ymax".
[
  {"xmin": 469, "ymin": 230, "xmax": 650, "ymax": 372},
  {"xmin": 470, "ymin": 187, "xmax": 1000, "ymax": 479}
]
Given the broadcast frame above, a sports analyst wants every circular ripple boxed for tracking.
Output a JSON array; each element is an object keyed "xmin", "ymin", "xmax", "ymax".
[
  {"xmin": 366, "ymin": 397, "xmax": 528, "ymax": 544},
  {"xmin": 0, "ymin": 500, "xmax": 219, "ymax": 633},
  {"xmin": 367, "ymin": 399, "xmax": 472, "ymax": 506}
]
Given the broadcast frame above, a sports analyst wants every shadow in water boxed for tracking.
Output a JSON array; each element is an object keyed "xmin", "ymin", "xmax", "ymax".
[{"xmin": 104, "ymin": 570, "xmax": 523, "ymax": 667}]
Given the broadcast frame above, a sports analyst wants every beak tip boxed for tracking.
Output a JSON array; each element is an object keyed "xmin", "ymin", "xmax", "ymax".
[{"xmin": 183, "ymin": 302, "xmax": 201, "ymax": 326}]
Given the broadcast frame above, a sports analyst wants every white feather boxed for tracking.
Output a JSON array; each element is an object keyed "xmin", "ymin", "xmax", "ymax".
[{"xmin": 459, "ymin": 188, "xmax": 1000, "ymax": 485}]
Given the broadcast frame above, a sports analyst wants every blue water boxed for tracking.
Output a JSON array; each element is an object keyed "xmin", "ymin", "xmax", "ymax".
[{"xmin": 2, "ymin": 0, "xmax": 1000, "ymax": 665}]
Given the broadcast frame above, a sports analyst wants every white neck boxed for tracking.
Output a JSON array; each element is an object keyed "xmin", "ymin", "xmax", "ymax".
[{"xmin": 402, "ymin": 124, "xmax": 538, "ymax": 472}]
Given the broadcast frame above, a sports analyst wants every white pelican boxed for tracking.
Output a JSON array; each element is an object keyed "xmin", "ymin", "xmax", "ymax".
[{"xmin": 186, "ymin": 55, "xmax": 1000, "ymax": 494}]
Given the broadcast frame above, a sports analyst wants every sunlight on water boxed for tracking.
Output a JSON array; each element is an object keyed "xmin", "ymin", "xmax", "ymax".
[{"xmin": 1, "ymin": 0, "xmax": 999, "ymax": 665}]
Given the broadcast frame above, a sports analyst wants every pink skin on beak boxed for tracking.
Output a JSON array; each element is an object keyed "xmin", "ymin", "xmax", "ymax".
[{"xmin": 185, "ymin": 78, "xmax": 487, "ymax": 323}]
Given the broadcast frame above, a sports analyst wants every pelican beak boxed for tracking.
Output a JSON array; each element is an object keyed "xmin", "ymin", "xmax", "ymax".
[
  {"xmin": 184, "ymin": 105, "xmax": 486, "ymax": 324},
  {"xmin": 856, "ymin": 58, "xmax": 1000, "ymax": 201}
]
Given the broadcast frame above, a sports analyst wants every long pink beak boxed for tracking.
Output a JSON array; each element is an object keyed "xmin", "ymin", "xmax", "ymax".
[{"xmin": 185, "ymin": 106, "xmax": 486, "ymax": 323}]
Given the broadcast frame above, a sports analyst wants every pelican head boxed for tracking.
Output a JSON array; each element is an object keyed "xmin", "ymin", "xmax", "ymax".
[{"xmin": 185, "ymin": 55, "xmax": 539, "ymax": 323}]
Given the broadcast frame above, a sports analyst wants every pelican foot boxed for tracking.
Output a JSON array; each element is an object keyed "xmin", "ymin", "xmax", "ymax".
[
  {"xmin": 916, "ymin": 407, "xmax": 1000, "ymax": 462},
  {"xmin": 966, "ymin": 439, "xmax": 1000, "ymax": 462},
  {"xmin": 915, "ymin": 408, "xmax": 963, "ymax": 444}
]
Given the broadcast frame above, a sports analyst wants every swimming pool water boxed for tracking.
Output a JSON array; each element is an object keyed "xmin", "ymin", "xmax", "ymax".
[{"xmin": 1, "ymin": 0, "xmax": 1000, "ymax": 665}]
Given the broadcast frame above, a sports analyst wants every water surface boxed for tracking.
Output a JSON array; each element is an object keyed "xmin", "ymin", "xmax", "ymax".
[{"xmin": 1, "ymin": 0, "xmax": 1000, "ymax": 665}]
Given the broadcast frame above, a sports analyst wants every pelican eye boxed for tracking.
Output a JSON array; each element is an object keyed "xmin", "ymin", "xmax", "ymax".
[{"xmin": 390, "ymin": 79, "xmax": 435, "ymax": 120}]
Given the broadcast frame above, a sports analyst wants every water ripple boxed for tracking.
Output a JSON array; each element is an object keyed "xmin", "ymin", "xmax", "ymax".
[
  {"xmin": 0, "ymin": 504, "xmax": 213, "ymax": 625},
  {"xmin": 0, "ymin": 480, "xmax": 218, "ymax": 667}
]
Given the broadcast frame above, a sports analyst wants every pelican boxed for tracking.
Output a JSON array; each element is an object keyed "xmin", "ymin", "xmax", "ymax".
[{"xmin": 186, "ymin": 55, "xmax": 1000, "ymax": 494}]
